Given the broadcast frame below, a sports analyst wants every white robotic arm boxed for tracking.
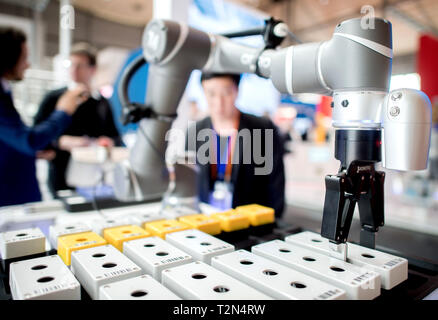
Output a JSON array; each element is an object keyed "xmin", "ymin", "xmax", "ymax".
[{"xmin": 114, "ymin": 17, "xmax": 432, "ymax": 250}]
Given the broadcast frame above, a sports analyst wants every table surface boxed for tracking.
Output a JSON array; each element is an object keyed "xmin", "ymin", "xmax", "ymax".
[{"xmin": 1, "ymin": 200, "xmax": 438, "ymax": 300}]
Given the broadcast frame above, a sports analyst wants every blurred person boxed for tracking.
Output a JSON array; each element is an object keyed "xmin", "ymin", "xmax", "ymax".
[
  {"xmin": 272, "ymin": 106, "xmax": 295, "ymax": 154},
  {"xmin": 188, "ymin": 100, "xmax": 201, "ymax": 121},
  {"xmin": 35, "ymin": 43, "xmax": 122, "ymax": 197},
  {"xmin": 0, "ymin": 27, "xmax": 87, "ymax": 207},
  {"xmin": 186, "ymin": 73, "xmax": 285, "ymax": 217}
]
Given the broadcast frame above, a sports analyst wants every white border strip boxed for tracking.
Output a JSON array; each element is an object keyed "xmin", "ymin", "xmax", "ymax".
[
  {"xmin": 159, "ymin": 22, "xmax": 189, "ymax": 66},
  {"xmin": 124, "ymin": 160, "xmax": 144, "ymax": 202},
  {"xmin": 285, "ymin": 46, "xmax": 294, "ymax": 95},
  {"xmin": 334, "ymin": 33, "xmax": 393, "ymax": 59},
  {"xmin": 202, "ymin": 33, "xmax": 217, "ymax": 71},
  {"xmin": 317, "ymin": 41, "xmax": 331, "ymax": 92}
]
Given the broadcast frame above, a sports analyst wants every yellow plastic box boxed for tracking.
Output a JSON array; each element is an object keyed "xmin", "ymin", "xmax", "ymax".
[
  {"xmin": 57, "ymin": 231, "xmax": 107, "ymax": 265},
  {"xmin": 144, "ymin": 220, "xmax": 190, "ymax": 239},
  {"xmin": 178, "ymin": 214, "xmax": 221, "ymax": 235},
  {"xmin": 103, "ymin": 225, "xmax": 151, "ymax": 251},
  {"xmin": 210, "ymin": 210, "xmax": 250, "ymax": 232},
  {"xmin": 235, "ymin": 204, "xmax": 275, "ymax": 226}
]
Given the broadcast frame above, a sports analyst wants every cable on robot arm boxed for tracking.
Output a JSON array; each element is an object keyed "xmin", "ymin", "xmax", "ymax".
[{"xmin": 118, "ymin": 54, "xmax": 177, "ymax": 126}]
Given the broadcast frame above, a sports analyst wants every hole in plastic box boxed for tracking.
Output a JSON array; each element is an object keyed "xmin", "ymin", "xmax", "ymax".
[
  {"xmin": 262, "ymin": 270, "xmax": 278, "ymax": 276},
  {"xmin": 213, "ymin": 286, "xmax": 230, "ymax": 293},
  {"xmin": 37, "ymin": 277, "xmax": 54, "ymax": 283},
  {"xmin": 102, "ymin": 263, "xmax": 117, "ymax": 268},
  {"xmin": 303, "ymin": 257, "xmax": 316, "ymax": 262},
  {"xmin": 330, "ymin": 266, "xmax": 345, "ymax": 272},
  {"xmin": 291, "ymin": 282, "xmax": 306, "ymax": 289},
  {"xmin": 131, "ymin": 290, "xmax": 148, "ymax": 297},
  {"xmin": 31, "ymin": 265, "xmax": 47, "ymax": 270}
]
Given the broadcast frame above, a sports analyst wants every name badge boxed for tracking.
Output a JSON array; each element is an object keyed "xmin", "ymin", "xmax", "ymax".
[{"xmin": 208, "ymin": 181, "xmax": 233, "ymax": 210}]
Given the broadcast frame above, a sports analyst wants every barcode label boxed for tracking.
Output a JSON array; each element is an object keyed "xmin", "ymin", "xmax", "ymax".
[
  {"xmin": 102, "ymin": 267, "xmax": 134, "ymax": 278},
  {"xmin": 353, "ymin": 272, "xmax": 374, "ymax": 282},
  {"xmin": 31, "ymin": 283, "xmax": 74, "ymax": 296},
  {"xmin": 7, "ymin": 235, "xmax": 42, "ymax": 242},
  {"xmin": 160, "ymin": 256, "xmax": 186, "ymax": 264},
  {"xmin": 384, "ymin": 258, "xmax": 403, "ymax": 268},
  {"xmin": 317, "ymin": 289, "xmax": 341, "ymax": 300},
  {"xmin": 209, "ymin": 245, "xmax": 232, "ymax": 253},
  {"xmin": 123, "ymin": 232, "xmax": 142, "ymax": 238},
  {"xmin": 74, "ymin": 240, "xmax": 97, "ymax": 247}
]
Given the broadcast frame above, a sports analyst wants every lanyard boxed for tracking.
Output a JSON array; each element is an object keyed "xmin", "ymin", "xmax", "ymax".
[
  {"xmin": 217, "ymin": 135, "xmax": 232, "ymax": 180},
  {"xmin": 210, "ymin": 118, "xmax": 239, "ymax": 183}
]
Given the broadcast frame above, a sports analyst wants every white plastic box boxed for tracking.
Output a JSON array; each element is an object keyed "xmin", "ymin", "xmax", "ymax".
[
  {"xmin": 284, "ymin": 231, "xmax": 408, "ymax": 290},
  {"xmin": 98, "ymin": 274, "xmax": 181, "ymax": 300},
  {"xmin": 89, "ymin": 217, "xmax": 131, "ymax": 236},
  {"xmin": 9, "ymin": 255, "xmax": 80, "ymax": 300},
  {"xmin": 161, "ymin": 261, "xmax": 272, "ymax": 300},
  {"xmin": 49, "ymin": 222, "xmax": 92, "ymax": 250},
  {"xmin": 252, "ymin": 240, "xmax": 381, "ymax": 300},
  {"xmin": 212, "ymin": 249, "xmax": 346, "ymax": 300},
  {"xmin": 0, "ymin": 228, "xmax": 46, "ymax": 260},
  {"xmin": 166, "ymin": 229, "xmax": 234, "ymax": 264},
  {"xmin": 70, "ymin": 244, "xmax": 142, "ymax": 299},
  {"xmin": 123, "ymin": 236, "xmax": 193, "ymax": 281},
  {"xmin": 128, "ymin": 212, "xmax": 166, "ymax": 227}
]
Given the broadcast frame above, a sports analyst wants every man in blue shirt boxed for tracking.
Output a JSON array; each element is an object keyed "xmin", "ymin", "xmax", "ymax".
[{"xmin": 0, "ymin": 27, "xmax": 87, "ymax": 207}]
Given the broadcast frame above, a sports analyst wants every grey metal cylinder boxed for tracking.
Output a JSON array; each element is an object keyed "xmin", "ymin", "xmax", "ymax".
[{"xmin": 321, "ymin": 17, "xmax": 392, "ymax": 92}]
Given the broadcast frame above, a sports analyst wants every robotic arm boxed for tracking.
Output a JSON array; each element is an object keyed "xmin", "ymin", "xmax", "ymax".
[{"xmin": 114, "ymin": 17, "xmax": 432, "ymax": 254}]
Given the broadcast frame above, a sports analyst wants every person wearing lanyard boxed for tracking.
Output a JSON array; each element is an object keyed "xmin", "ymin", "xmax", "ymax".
[
  {"xmin": 186, "ymin": 72, "xmax": 286, "ymax": 217},
  {"xmin": 209, "ymin": 131, "xmax": 237, "ymax": 210},
  {"xmin": 0, "ymin": 27, "xmax": 87, "ymax": 207}
]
